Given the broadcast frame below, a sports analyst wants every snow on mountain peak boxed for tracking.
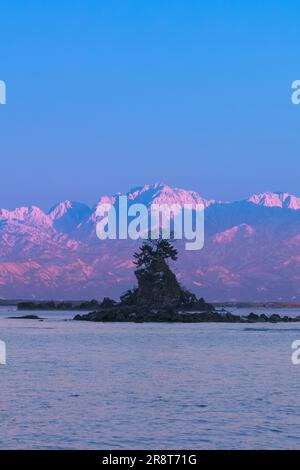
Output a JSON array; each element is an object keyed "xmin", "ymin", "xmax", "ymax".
[
  {"xmin": 0, "ymin": 206, "xmax": 52, "ymax": 227},
  {"xmin": 85, "ymin": 183, "xmax": 215, "ymax": 230},
  {"xmin": 48, "ymin": 200, "xmax": 73, "ymax": 218},
  {"xmin": 213, "ymin": 224, "xmax": 255, "ymax": 244},
  {"xmin": 126, "ymin": 182, "xmax": 216, "ymax": 208},
  {"xmin": 49, "ymin": 200, "xmax": 90, "ymax": 220},
  {"xmin": 247, "ymin": 191, "xmax": 300, "ymax": 210},
  {"xmin": 48, "ymin": 200, "xmax": 91, "ymax": 232}
]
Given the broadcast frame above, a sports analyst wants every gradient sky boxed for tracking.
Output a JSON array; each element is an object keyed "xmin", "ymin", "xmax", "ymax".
[{"xmin": 0, "ymin": 0, "xmax": 299, "ymax": 210}]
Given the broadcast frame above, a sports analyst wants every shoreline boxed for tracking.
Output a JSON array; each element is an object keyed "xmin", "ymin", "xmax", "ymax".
[
  {"xmin": 73, "ymin": 309, "xmax": 300, "ymax": 324},
  {"xmin": 4, "ymin": 300, "xmax": 300, "ymax": 323},
  {"xmin": 12, "ymin": 300, "xmax": 300, "ymax": 311}
]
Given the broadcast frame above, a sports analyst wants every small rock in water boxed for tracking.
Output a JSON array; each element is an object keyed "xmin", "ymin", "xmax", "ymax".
[{"xmin": 8, "ymin": 314, "xmax": 45, "ymax": 320}]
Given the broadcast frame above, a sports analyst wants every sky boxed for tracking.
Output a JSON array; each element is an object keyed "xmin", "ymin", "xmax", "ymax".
[{"xmin": 0, "ymin": 0, "xmax": 300, "ymax": 210}]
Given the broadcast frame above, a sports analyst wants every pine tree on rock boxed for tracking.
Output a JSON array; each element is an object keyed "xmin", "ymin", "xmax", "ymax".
[{"xmin": 128, "ymin": 239, "xmax": 197, "ymax": 308}]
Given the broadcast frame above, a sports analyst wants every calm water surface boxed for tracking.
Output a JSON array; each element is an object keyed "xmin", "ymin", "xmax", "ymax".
[{"xmin": 1, "ymin": 306, "xmax": 300, "ymax": 449}]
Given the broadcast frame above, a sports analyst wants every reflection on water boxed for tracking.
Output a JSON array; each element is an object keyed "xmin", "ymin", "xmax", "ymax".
[{"xmin": 1, "ymin": 307, "xmax": 300, "ymax": 449}]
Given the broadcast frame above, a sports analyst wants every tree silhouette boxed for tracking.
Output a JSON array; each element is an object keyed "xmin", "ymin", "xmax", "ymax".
[
  {"xmin": 133, "ymin": 239, "xmax": 177, "ymax": 269},
  {"xmin": 120, "ymin": 238, "xmax": 202, "ymax": 308}
]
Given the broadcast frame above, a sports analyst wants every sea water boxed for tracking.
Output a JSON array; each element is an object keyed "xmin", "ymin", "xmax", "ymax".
[{"xmin": 0, "ymin": 307, "xmax": 300, "ymax": 449}]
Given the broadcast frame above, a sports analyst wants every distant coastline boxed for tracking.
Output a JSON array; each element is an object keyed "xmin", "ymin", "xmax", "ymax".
[
  {"xmin": 213, "ymin": 301, "xmax": 300, "ymax": 309},
  {"xmin": 5, "ymin": 299, "xmax": 300, "ymax": 310},
  {"xmin": 5, "ymin": 299, "xmax": 300, "ymax": 324}
]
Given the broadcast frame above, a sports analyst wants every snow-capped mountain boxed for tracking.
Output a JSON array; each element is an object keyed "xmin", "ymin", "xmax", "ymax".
[
  {"xmin": 0, "ymin": 206, "xmax": 53, "ymax": 228},
  {"xmin": 125, "ymin": 182, "xmax": 216, "ymax": 208},
  {"xmin": 1, "ymin": 183, "xmax": 300, "ymax": 301},
  {"xmin": 77, "ymin": 183, "xmax": 217, "ymax": 240},
  {"xmin": 48, "ymin": 200, "xmax": 91, "ymax": 233},
  {"xmin": 247, "ymin": 191, "xmax": 300, "ymax": 210}
]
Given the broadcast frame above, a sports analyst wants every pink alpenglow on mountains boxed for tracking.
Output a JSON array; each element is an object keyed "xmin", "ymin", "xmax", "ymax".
[
  {"xmin": 1, "ymin": 183, "xmax": 300, "ymax": 301},
  {"xmin": 247, "ymin": 191, "xmax": 300, "ymax": 210}
]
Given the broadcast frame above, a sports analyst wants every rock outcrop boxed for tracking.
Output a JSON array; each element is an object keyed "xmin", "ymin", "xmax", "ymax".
[{"xmin": 73, "ymin": 239, "xmax": 300, "ymax": 323}]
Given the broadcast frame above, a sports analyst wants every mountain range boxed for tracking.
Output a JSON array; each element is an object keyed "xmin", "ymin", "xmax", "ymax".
[{"xmin": 1, "ymin": 183, "xmax": 300, "ymax": 301}]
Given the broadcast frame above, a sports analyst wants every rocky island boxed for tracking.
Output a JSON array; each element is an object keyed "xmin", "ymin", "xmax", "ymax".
[{"xmin": 73, "ymin": 239, "xmax": 300, "ymax": 324}]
